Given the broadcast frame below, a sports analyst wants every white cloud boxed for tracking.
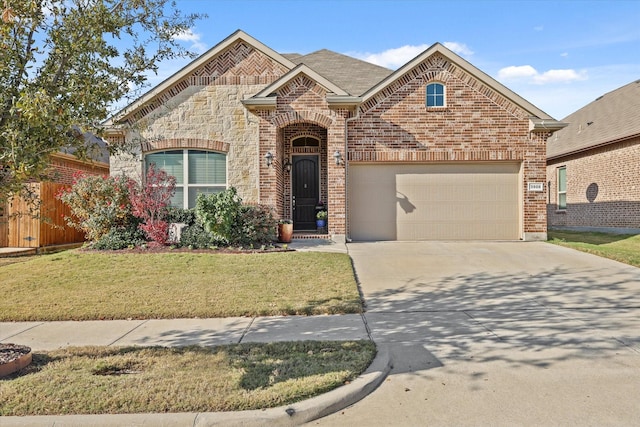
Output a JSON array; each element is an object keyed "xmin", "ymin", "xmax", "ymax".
[
  {"xmin": 173, "ymin": 28, "xmax": 207, "ymax": 54},
  {"xmin": 498, "ymin": 65, "xmax": 538, "ymax": 79},
  {"xmin": 560, "ymin": 52, "xmax": 569, "ymax": 57},
  {"xmin": 534, "ymin": 25, "xmax": 544, "ymax": 31},
  {"xmin": 443, "ymin": 42, "xmax": 473, "ymax": 57},
  {"xmin": 354, "ymin": 44, "xmax": 430, "ymax": 69},
  {"xmin": 533, "ymin": 69, "xmax": 587, "ymax": 84},
  {"xmin": 349, "ymin": 41, "xmax": 472, "ymax": 70},
  {"xmin": 498, "ymin": 65, "xmax": 587, "ymax": 84}
]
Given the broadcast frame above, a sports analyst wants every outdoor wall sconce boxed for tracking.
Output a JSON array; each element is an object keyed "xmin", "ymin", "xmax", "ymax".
[
  {"xmin": 333, "ymin": 150, "xmax": 344, "ymax": 166},
  {"xmin": 264, "ymin": 151, "xmax": 273, "ymax": 168},
  {"xmin": 283, "ymin": 158, "xmax": 292, "ymax": 172}
]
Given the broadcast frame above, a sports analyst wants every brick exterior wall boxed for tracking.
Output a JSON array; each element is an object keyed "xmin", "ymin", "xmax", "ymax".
[
  {"xmin": 109, "ymin": 37, "xmax": 552, "ymax": 240},
  {"xmin": 349, "ymin": 52, "xmax": 549, "ymax": 238},
  {"xmin": 48, "ymin": 154, "xmax": 109, "ymax": 184},
  {"xmin": 547, "ymin": 136, "xmax": 640, "ymax": 229},
  {"xmin": 252, "ymin": 76, "xmax": 350, "ymax": 235}
]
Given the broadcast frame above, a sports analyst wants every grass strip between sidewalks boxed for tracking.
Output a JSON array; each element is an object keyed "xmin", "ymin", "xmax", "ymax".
[
  {"xmin": 0, "ymin": 249, "xmax": 362, "ymax": 321},
  {"xmin": 0, "ymin": 341, "xmax": 376, "ymax": 416}
]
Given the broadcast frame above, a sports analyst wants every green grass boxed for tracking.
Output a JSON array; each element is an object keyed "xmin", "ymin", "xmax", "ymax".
[
  {"xmin": 0, "ymin": 341, "xmax": 376, "ymax": 416},
  {"xmin": 548, "ymin": 230, "xmax": 640, "ymax": 268},
  {"xmin": 0, "ymin": 250, "xmax": 362, "ymax": 321}
]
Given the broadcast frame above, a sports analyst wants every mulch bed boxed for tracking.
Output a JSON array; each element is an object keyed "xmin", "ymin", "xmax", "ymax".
[
  {"xmin": 0, "ymin": 343, "xmax": 31, "ymax": 366},
  {"xmin": 80, "ymin": 244, "xmax": 293, "ymax": 255}
]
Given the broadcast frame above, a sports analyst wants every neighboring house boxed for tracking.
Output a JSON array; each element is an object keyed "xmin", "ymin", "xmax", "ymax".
[
  {"xmin": 106, "ymin": 30, "xmax": 564, "ymax": 242},
  {"xmin": 547, "ymin": 79, "xmax": 640, "ymax": 233},
  {"xmin": 0, "ymin": 137, "xmax": 109, "ymax": 249}
]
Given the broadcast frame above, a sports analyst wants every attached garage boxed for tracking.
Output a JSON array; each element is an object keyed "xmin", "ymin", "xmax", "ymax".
[{"xmin": 348, "ymin": 163, "xmax": 522, "ymax": 241}]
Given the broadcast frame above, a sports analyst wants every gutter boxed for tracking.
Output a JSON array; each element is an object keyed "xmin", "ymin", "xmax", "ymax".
[{"xmin": 529, "ymin": 117, "xmax": 568, "ymax": 133}]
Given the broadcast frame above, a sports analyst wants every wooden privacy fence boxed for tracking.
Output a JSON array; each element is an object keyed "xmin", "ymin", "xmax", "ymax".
[{"xmin": 0, "ymin": 182, "xmax": 85, "ymax": 248}]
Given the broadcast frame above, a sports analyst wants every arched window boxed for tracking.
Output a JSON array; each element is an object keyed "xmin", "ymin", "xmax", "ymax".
[
  {"xmin": 145, "ymin": 149, "xmax": 227, "ymax": 208},
  {"xmin": 292, "ymin": 136, "xmax": 320, "ymax": 147},
  {"xmin": 426, "ymin": 82, "xmax": 445, "ymax": 107}
]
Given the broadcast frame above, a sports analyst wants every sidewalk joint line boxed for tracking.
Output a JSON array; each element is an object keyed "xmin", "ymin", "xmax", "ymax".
[
  {"xmin": 360, "ymin": 313, "xmax": 374, "ymax": 342},
  {"xmin": 1, "ymin": 321, "xmax": 45, "ymax": 341},
  {"xmin": 107, "ymin": 319, "xmax": 150, "ymax": 346},
  {"xmin": 238, "ymin": 317, "xmax": 255, "ymax": 343}
]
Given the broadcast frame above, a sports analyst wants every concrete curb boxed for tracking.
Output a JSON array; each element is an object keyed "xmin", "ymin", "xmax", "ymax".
[{"xmin": 1, "ymin": 345, "xmax": 391, "ymax": 427}]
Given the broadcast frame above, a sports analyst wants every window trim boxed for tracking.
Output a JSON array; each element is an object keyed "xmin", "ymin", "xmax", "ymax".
[
  {"xmin": 144, "ymin": 149, "xmax": 227, "ymax": 208},
  {"xmin": 426, "ymin": 82, "xmax": 446, "ymax": 108},
  {"xmin": 557, "ymin": 166, "xmax": 567, "ymax": 210}
]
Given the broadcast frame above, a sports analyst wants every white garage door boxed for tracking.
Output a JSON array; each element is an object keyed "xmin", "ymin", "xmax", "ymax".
[{"xmin": 348, "ymin": 163, "xmax": 521, "ymax": 241}]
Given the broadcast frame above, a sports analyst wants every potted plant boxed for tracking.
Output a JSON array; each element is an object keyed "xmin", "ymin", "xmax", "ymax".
[
  {"xmin": 316, "ymin": 210, "xmax": 327, "ymax": 228},
  {"xmin": 277, "ymin": 219, "xmax": 293, "ymax": 243}
]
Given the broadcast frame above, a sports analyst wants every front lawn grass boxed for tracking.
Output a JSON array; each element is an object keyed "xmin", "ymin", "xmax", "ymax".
[
  {"xmin": 0, "ymin": 340, "xmax": 376, "ymax": 416},
  {"xmin": 548, "ymin": 230, "xmax": 640, "ymax": 268},
  {"xmin": 0, "ymin": 250, "xmax": 362, "ymax": 321}
]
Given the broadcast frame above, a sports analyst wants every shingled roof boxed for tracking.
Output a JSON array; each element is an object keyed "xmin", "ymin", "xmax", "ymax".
[
  {"xmin": 290, "ymin": 49, "xmax": 393, "ymax": 96},
  {"xmin": 547, "ymin": 79, "xmax": 640, "ymax": 159}
]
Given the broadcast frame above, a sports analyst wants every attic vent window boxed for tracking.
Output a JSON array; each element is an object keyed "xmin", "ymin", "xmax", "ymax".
[{"xmin": 426, "ymin": 83, "xmax": 445, "ymax": 107}]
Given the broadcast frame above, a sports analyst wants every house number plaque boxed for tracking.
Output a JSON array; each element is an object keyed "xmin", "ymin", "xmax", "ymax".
[{"xmin": 527, "ymin": 182, "xmax": 544, "ymax": 192}]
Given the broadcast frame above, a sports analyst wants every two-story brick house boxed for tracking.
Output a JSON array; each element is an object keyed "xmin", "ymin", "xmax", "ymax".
[{"xmin": 106, "ymin": 30, "xmax": 564, "ymax": 242}]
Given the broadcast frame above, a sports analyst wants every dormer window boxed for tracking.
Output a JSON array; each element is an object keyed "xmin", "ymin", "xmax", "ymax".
[{"xmin": 426, "ymin": 82, "xmax": 445, "ymax": 107}]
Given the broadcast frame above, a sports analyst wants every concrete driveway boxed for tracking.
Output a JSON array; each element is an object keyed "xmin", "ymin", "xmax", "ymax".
[{"xmin": 309, "ymin": 241, "xmax": 640, "ymax": 426}]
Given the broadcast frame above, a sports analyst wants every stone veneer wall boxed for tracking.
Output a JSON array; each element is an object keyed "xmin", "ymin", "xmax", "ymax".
[
  {"xmin": 547, "ymin": 136, "xmax": 640, "ymax": 230},
  {"xmin": 109, "ymin": 40, "xmax": 290, "ymax": 205}
]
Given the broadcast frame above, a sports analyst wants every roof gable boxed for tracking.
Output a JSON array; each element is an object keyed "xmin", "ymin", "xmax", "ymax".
[
  {"xmin": 107, "ymin": 30, "xmax": 296, "ymax": 125},
  {"xmin": 255, "ymin": 64, "xmax": 349, "ymax": 97},
  {"xmin": 243, "ymin": 64, "xmax": 367, "ymax": 110},
  {"xmin": 361, "ymin": 43, "xmax": 557, "ymax": 123},
  {"xmin": 547, "ymin": 79, "xmax": 640, "ymax": 159},
  {"xmin": 290, "ymin": 49, "xmax": 393, "ymax": 96}
]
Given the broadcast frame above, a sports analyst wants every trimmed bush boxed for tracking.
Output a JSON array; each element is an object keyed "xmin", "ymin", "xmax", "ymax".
[
  {"xmin": 195, "ymin": 188, "xmax": 277, "ymax": 247},
  {"xmin": 92, "ymin": 226, "xmax": 146, "ymax": 250}
]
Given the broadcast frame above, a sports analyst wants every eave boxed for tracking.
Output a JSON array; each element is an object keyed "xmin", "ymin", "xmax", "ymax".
[{"xmin": 547, "ymin": 132, "xmax": 640, "ymax": 161}]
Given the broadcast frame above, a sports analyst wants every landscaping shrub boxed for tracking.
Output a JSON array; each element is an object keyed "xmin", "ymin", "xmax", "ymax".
[
  {"xmin": 179, "ymin": 221, "xmax": 216, "ymax": 249},
  {"xmin": 92, "ymin": 226, "xmax": 146, "ymax": 250},
  {"xmin": 127, "ymin": 164, "xmax": 176, "ymax": 245},
  {"xmin": 57, "ymin": 172, "xmax": 135, "ymax": 242},
  {"xmin": 165, "ymin": 207, "xmax": 197, "ymax": 226},
  {"xmin": 239, "ymin": 204, "xmax": 277, "ymax": 245},
  {"xmin": 195, "ymin": 188, "xmax": 277, "ymax": 247}
]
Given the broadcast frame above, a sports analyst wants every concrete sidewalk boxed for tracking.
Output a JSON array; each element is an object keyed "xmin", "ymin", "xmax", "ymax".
[
  {"xmin": 1, "ymin": 315, "xmax": 369, "ymax": 351},
  {"xmin": 0, "ymin": 314, "xmax": 390, "ymax": 427}
]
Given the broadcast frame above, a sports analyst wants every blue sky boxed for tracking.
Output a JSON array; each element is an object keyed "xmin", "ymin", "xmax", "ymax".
[{"xmin": 150, "ymin": 0, "xmax": 640, "ymax": 120}]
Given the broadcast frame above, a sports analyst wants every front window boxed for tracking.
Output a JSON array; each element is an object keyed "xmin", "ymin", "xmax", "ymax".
[
  {"xmin": 145, "ymin": 149, "xmax": 227, "ymax": 208},
  {"xmin": 557, "ymin": 166, "xmax": 567, "ymax": 210},
  {"xmin": 426, "ymin": 82, "xmax": 445, "ymax": 107}
]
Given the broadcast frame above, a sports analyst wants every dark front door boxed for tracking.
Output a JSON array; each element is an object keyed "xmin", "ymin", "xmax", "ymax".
[{"xmin": 292, "ymin": 155, "xmax": 319, "ymax": 230}]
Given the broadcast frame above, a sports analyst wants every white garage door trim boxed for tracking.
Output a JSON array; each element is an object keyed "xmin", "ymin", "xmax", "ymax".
[{"xmin": 348, "ymin": 162, "xmax": 522, "ymax": 241}]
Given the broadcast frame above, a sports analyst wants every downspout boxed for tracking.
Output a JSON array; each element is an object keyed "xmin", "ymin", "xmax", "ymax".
[{"xmin": 343, "ymin": 107, "xmax": 361, "ymax": 243}]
